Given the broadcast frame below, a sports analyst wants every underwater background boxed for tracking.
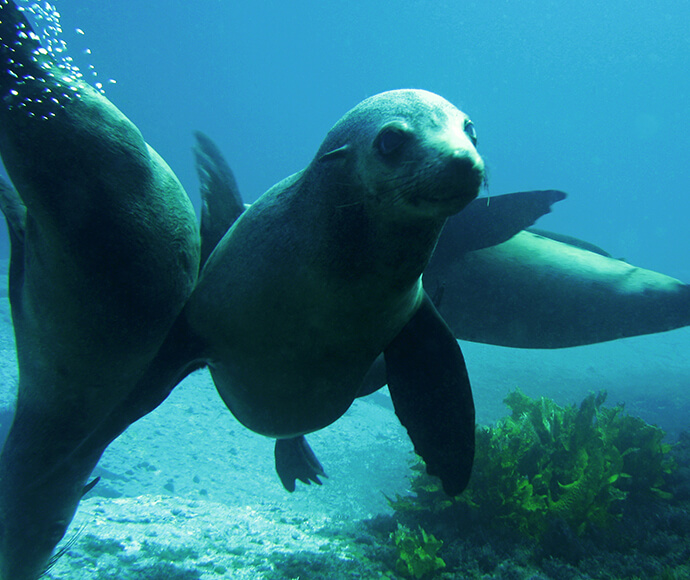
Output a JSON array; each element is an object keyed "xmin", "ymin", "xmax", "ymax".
[{"xmin": 0, "ymin": 1, "xmax": 689, "ymax": 578}]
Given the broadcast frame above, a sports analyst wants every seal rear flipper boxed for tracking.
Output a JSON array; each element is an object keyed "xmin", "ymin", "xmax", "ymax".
[
  {"xmin": 194, "ymin": 131, "xmax": 245, "ymax": 267},
  {"xmin": 432, "ymin": 190, "xmax": 567, "ymax": 262},
  {"xmin": 272, "ymin": 354, "xmax": 387, "ymax": 493},
  {"xmin": 274, "ymin": 436, "xmax": 326, "ymax": 492},
  {"xmin": 384, "ymin": 292, "xmax": 475, "ymax": 496}
]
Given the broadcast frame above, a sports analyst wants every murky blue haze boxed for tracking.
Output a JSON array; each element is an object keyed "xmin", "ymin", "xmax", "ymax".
[
  {"xmin": 14, "ymin": 0, "xmax": 686, "ymax": 425},
  {"xmin": 5, "ymin": 0, "xmax": 689, "ymax": 276},
  {"xmin": 0, "ymin": 1, "xmax": 689, "ymax": 578}
]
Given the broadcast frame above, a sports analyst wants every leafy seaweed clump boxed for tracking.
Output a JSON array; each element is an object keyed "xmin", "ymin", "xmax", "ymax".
[
  {"xmin": 390, "ymin": 391, "xmax": 676, "ymax": 539},
  {"xmin": 390, "ymin": 523, "xmax": 445, "ymax": 579}
]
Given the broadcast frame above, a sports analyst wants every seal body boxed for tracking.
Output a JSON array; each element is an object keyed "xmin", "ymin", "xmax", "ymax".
[
  {"xmin": 186, "ymin": 90, "xmax": 483, "ymax": 479},
  {"xmin": 426, "ymin": 229, "xmax": 690, "ymax": 348},
  {"xmin": 0, "ymin": 4, "xmax": 199, "ymax": 578}
]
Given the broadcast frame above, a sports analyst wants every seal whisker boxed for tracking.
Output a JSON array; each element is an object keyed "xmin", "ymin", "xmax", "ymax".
[
  {"xmin": 334, "ymin": 200, "xmax": 363, "ymax": 209},
  {"xmin": 41, "ymin": 522, "xmax": 88, "ymax": 576}
]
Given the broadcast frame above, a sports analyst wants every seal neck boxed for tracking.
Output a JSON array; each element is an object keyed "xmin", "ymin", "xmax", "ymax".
[{"xmin": 317, "ymin": 190, "xmax": 445, "ymax": 291}]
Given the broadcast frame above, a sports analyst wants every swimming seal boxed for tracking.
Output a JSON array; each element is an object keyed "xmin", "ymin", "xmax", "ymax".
[
  {"xmin": 186, "ymin": 89, "xmax": 484, "ymax": 496},
  {"xmin": 427, "ymin": 228, "xmax": 690, "ymax": 348},
  {"xmin": 0, "ymin": 3, "xmax": 199, "ymax": 578},
  {"xmin": 192, "ymin": 133, "xmax": 690, "ymax": 490}
]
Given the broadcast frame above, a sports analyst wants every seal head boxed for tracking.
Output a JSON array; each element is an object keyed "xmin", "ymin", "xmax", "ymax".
[{"xmin": 315, "ymin": 89, "xmax": 484, "ymax": 220}]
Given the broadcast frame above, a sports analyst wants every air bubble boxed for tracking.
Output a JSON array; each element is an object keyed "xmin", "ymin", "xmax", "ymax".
[{"xmin": 8, "ymin": 0, "xmax": 117, "ymax": 108}]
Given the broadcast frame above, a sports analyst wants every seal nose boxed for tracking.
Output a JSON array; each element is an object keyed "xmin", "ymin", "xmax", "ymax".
[{"xmin": 449, "ymin": 149, "xmax": 485, "ymax": 199}]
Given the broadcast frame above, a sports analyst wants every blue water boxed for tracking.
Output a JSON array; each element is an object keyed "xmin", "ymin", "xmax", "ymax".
[
  {"xmin": 3, "ymin": 0, "xmax": 689, "ymax": 278},
  {"xmin": 1, "ymin": 2, "xmax": 689, "ymax": 578},
  {"xmin": 10, "ymin": 0, "xmax": 686, "ymax": 426}
]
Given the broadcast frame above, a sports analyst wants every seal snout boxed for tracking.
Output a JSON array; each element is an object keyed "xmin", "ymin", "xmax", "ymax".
[
  {"xmin": 450, "ymin": 148, "xmax": 485, "ymax": 187},
  {"xmin": 430, "ymin": 148, "xmax": 485, "ymax": 214}
]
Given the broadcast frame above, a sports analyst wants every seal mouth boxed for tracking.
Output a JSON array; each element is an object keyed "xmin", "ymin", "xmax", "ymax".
[{"xmin": 410, "ymin": 154, "xmax": 485, "ymax": 214}]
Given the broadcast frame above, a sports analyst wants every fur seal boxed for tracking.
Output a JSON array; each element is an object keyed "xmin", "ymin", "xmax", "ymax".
[
  {"xmin": 0, "ymin": 3, "xmax": 200, "ymax": 578},
  {"xmin": 427, "ymin": 228, "xmax": 690, "ymax": 348},
  {"xmin": 191, "ymin": 133, "xmax": 690, "ymax": 490},
  {"xmin": 186, "ymin": 89, "xmax": 484, "ymax": 496},
  {"xmin": 196, "ymin": 130, "xmax": 687, "ymax": 352}
]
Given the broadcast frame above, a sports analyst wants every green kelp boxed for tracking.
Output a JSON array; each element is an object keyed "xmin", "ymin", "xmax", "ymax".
[
  {"xmin": 390, "ymin": 524, "xmax": 446, "ymax": 579},
  {"xmin": 390, "ymin": 391, "xmax": 676, "ymax": 539}
]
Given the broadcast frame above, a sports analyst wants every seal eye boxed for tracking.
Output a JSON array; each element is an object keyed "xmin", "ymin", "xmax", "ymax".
[
  {"xmin": 377, "ymin": 127, "xmax": 408, "ymax": 156},
  {"xmin": 464, "ymin": 120, "xmax": 478, "ymax": 147}
]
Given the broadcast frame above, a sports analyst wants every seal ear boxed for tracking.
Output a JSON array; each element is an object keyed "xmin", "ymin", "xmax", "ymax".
[{"xmin": 318, "ymin": 144, "xmax": 350, "ymax": 162}]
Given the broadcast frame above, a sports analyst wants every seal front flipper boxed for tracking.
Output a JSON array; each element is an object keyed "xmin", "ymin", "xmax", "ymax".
[
  {"xmin": 384, "ymin": 292, "xmax": 475, "ymax": 496},
  {"xmin": 274, "ymin": 436, "xmax": 327, "ymax": 492}
]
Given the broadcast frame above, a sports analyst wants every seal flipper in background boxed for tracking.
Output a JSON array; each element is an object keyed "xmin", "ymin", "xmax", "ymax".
[
  {"xmin": 274, "ymin": 437, "xmax": 326, "ymax": 492},
  {"xmin": 526, "ymin": 228, "xmax": 612, "ymax": 257},
  {"xmin": 194, "ymin": 131, "xmax": 245, "ymax": 267},
  {"xmin": 272, "ymin": 356, "xmax": 387, "ymax": 492},
  {"xmin": 0, "ymin": 177, "xmax": 23, "ymax": 454},
  {"xmin": 430, "ymin": 189, "xmax": 566, "ymax": 264},
  {"xmin": 0, "ymin": 176, "xmax": 26, "ymax": 243},
  {"xmin": 384, "ymin": 292, "xmax": 475, "ymax": 496}
]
